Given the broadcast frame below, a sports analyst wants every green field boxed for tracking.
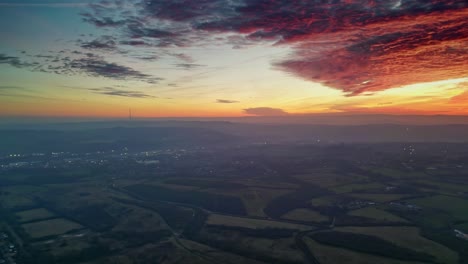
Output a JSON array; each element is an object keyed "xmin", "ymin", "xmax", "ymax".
[
  {"xmin": 305, "ymin": 237, "xmax": 427, "ymax": 264},
  {"xmin": 335, "ymin": 226, "xmax": 458, "ymax": 264},
  {"xmin": 409, "ymin": 195, "xmax": 468, "ymax": 221},
  {"xmin": 348, "ymin": 207, "xmax": 408, "ymax": 223},
  {"xmin": 21, "ymin": 218, "xmax": 83, "ymax": 239},
  {"xmin": 282, "ymin": 208, "xmax": 329, "ymax": 222},
  {"xmin": 348, "ymin": 193, "xmax": 410, "ymax": 203},
  {"xmin": 309, "ymin": 195, "xmax": 340, "ymax": 207},
  {"xmin": 0, "ymin": 190, "xmax": 36, "ymax": 209},
  {"xmin": 413, "ymin": 180, "xmax": 468, "ymax": 193},
  {"xmin": 15, "ymin": 208, "xmax": 56, "ymax": 223},
  {"xmin": 330, "ymin": 183, "xmax": 384, "ymax": 194},
  {"xmin": 206, "ymin": 214, "xmax": 313, "ymax": 231},
  {"xmin": 292, "ymin": 172, "xmax": 362, "ymax": 187},
  {"xmin": 371, "ymin": 168, "xmax": 427, "ymax": 179}
]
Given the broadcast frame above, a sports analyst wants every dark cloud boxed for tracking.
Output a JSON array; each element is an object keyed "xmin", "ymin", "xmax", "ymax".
[
  {"xmin": 243, "ymin": 107, "xmax": 288, "ymax": 116},
  {"xmin": 80, "ymin": 0, "xmax": 467, "ymax": 95},
  {"xmin": 120, "ymin": 40, "xmax": 150, "ymax": 47},
  {"xmin": 175, "ymin": 63, "xmax": 204, "ymax": 70},
  {"xmin": 67, "ymin": 57, "xmax": 162, "ymax": 83},
  {"xmin": 81, "ymin": 12, "xmax": 126, "ymax": 27},
  {"xmin": 2, "ymin": 50, "xmax": 161, "ymax": 84},
  {"xmin": 126, "ymin": 22, "xmax": 176, "ymax": 39},
  {"xmin": 87, "ymin": 87, "xmax": 157, "ymax": 98},
  {"xmin": 217, "ymin": 99, "xmax": 239, "ymax": 103},
  {"xmin": 80, "ymin": 36, "xmax": 117, "ymax": 50},
  {"xmin": 0, "ymin": 54, "xmax": 37, "ymax": 68},
  {"xmin": 169, "ymin": 53, "xmax": 194, "ymax": 63}
]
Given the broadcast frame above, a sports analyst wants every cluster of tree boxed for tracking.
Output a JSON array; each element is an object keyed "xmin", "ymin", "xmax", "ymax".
[
  {"xmin": 37, "ymin": 199, "xmax": 117, "ymax": 232},
  {"xmin": 264, "ymin": 187, "xmax": 328, "ymax": 218},
  {"xmin": 126, "ymin": 184, "xmax": 247, "ymax": 215},
  {"xmin": 205, "ymin": 225, "xmax": 296, "ymax": 239},
  {"xmin": 164, "ymin": 178, "xmax": 245, "ymax": 190},
  {"xmin": 105, "ymin": 230, "xmax": 172, "ymax": 248},
  {"xmin": 183, "ymin": 209, "xmax": 208, "ymax": 239}
]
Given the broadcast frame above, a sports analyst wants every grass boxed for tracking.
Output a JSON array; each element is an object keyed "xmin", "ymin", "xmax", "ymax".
[
  {"xmin": 180, "ymin": 238, "xmax": 268, "ymax": 264},
  {"xmin": 330, "ymin": 183, "xmax": 384, "ymax": 194},
  {"xmin": 348, "ymin": 193, "xmax": 409, "ymax": 203},
  {"xmin": 199, "ymin": 228, "xmax": 305, "ymax": 264},
  {"xmin": 305, "ymin": 237, "xmax": 427, "ymax": 264},
  {"xmin": 335, "ymin": 226, "xmax": 459, "ymax": 264},
  {"xmin": 371, "ymin": 168, "xmax": 427, "ymax": 179},
  {"xmin": 282, "ymin": 208, "xmax": 329, "ymax": 222},
  {"xmin": 206, "ymin": 214, "xmax": 313, "ymax": 231},
  {"xmin": 409, "ymin": 195, "xmax": 468, "ymax": 221},
  {"xmin": 21, "ymin": 218, "xmax": 83, "ymax": 239},
  {"xmin": 348, "ymin": 207, "xmax": 408, "ymax": 223},
  {"xmin": 0, "ymin": 194, "xmax": 35, "ymax": 209},
  {"xmin": 15, "ymin": 208, "xmax": 56, "ymax": 223},
  {"xmin": 413, "ymin": 180, "xmax": 468, "ymax": 193},
  {"xmin": 292, "ymin": 173, "xmax": 350, "ymax": 188},
  {"xmin": 309, "ymin": 195, "xmax": 340, "ymax": 207}
]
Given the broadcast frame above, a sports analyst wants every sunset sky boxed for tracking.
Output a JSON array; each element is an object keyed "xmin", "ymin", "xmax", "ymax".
[{"xmin": 0, "ymin": 0, "xmax": 467, "ymax": 118}]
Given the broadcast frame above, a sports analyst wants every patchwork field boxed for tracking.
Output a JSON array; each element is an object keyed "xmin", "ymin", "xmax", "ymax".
[{"xmin": 21, "ymin": 218, "xmax": 83, "ymax": 239}]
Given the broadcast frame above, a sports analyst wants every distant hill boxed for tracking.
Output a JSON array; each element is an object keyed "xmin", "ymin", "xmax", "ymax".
[
  {"xmin": 1, "ymin": 123, "xmax": 468, "ymax": 154},
  {"xmin": 0, "ymin": 126, "xmax": 237, "ymax": 155}
]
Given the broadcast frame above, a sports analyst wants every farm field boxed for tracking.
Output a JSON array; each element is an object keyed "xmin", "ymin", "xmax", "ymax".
[
  {"xmin": 282, "ymin": 208, "xmax": 329, "ymax": 222},
  {"xmin": 206, "ymin": 214, "xmax": 313, "ymax": 231},
  {"xmin": 408, "ymin": 195, "xmax": 468, "ymax": 221},
  {"xmin": 15, "ymin": 208, "xmax": 56, "ymax": 223},
  {"xmin": 1, "ymin": 141, "xmax": 468, "ymax": 264},
  {"xmin": 21, "ymin": 218, "xmax": 83, "ymax": 239},
  {"xmin": 304, "ymin": 237, "xmax": 428, "ymax": 264},
  {"xmin": 348, "ymin": 207, "xmax": 408, "ymax": 222},
  {"xmin": 335, "ymin": 226, "xmax": 459, "ymax": 264}
]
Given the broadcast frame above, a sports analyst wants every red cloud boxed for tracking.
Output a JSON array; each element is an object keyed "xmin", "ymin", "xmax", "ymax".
[
  {"xmin": 80, "ymin": 0, "xmax": 468, "ymax": 95},
  {"xmin": 275, "ymin": 8, "xmax": 468, "ymax": 95}
]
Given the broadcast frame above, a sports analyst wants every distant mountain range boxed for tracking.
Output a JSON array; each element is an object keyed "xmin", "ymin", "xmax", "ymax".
[{"xmin": 1, "ymin": 121, "xmax": 468, "ymax": 154}]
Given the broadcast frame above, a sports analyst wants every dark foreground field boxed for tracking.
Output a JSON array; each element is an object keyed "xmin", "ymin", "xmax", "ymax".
[{"xmin": 1, "ymin": 123, "xmax": 468, "ymax": 264}]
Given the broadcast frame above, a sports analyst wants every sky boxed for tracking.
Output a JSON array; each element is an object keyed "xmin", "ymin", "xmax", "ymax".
[{"xmin": 0, "ymin": 0, "xmax": 467, "ymax": 118}]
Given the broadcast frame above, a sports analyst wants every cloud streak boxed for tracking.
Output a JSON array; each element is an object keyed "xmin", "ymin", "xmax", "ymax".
[
  {"xmin": 87, "ymin": 87, "xmax": 157, "ymax": 98},
  {"xmin": 67, "ymin": 57, "xmax": 162, "ymax": 83},
  {"xmin": 244, "ymin": 107, "xmax": 288, "ymax": 116},
  {"xmin": 216, "ymin": 99, "xmax": 239, "ymax": 104}
]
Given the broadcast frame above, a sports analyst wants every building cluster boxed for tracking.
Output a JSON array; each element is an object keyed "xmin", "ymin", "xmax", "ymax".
[{"xmin": 0, "ymin": 232, "xmax": 17, "ymax": 264}]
